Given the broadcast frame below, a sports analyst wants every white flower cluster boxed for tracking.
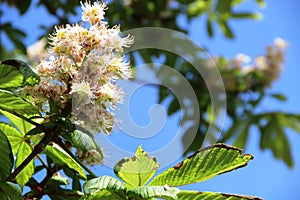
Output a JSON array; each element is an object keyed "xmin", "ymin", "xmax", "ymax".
[
  {"xmin": 25, "ymin": 1, "xmax": 134, "ymax": 135},
  {"xmin": 218, "ymin": 38, "xmax": 287, "ymax": 91}
]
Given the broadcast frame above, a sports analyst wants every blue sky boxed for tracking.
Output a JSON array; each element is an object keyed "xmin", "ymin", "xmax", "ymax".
[{"xmin": 1, "ymin": 1, "xmax": 300, "ymax": 199}]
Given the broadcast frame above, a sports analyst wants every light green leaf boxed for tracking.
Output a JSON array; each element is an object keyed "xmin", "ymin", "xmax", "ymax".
[
  {"xmin": 114, "ymin": 146, "xmax": 159, "ymax": 187},
  {"xmin": 0, "ymin": 130, "xmax": 13, "ymax": 180},
  {"xmin": 83, "ymin": 176, "xmax": 126, "ymax": 199},
  {"xmin": 0, "ymin": 64, "xmax": 23, "ymax": 89},
  {"xmin": 0, "ymin": 110, "xmax": 35, "ymax": 135},
  {"xmin": 127, "ymin": 185, "xmax": 180, "ymax": 200},
  {"xmin": 256, "ymin": 0, "xmax": 266, "ymax": 7},
  {"xmin": 45, "ymin": 143, "xmax": 87, "ymax": 179},
  {"xmin": 0, "ymin": 122, "xmax": 23, "ymax": 155},
  {"xmin": 177, "ymin": 190, "xmax": 262, "ymax": 200},
  {"xmin": 149, "ymin": 144, "xmax": 253, "ymax": 186},
  {"xmin": 0, "ymin": 90, "xmax": 39, "ymax": 115},
  {"xmin": 0, "ymin": 181, "xmax": 22, "ymax": 200},
  {"xmin": 0, "ymin": 59, "xmax": 39, "ymax": 87},
  {"xmin": 15, "ymin": 142, "xmax": 34, "ymax": 188}
]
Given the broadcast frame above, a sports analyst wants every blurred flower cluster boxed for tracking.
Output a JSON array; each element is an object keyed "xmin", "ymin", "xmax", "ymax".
[
  {"xmin": 24, "ymin": 1, "xmax": 134, "ymax": 136},
  {"xmin": 216, "ymin": 38, "xmax": 287, "ymax": 92}
]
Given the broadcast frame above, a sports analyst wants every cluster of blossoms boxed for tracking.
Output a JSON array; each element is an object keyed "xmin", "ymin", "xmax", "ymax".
[
  {"xmin": 24, "ymin": 1, "xmax": 134, "ymax": 137},
  {"xmin": 215, "ymin": 38, "xmax": 287, "ymax": 92}
]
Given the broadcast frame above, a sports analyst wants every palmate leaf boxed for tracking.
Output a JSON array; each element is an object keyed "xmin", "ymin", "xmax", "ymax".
[
  {"xmin": 0, "ymin": 110, "xmax": 36, "ymax": 135},
  {"xmin": 0, "ymin": 64, "xmax": 23, "ymax": 89},
  {"xmin": 83, "ymin": 175, "xmax": 126, "ymax": 199},
  {"xmin": 0, "ymin": 90, "xmax": 39, "ymax": 115},
  {"xmin": 0, "ymin": 59, "xmax": 39, "ymax": 87},
  {"xmin": 70, "ymin": 129, "xmax": 104, "ymax": 164},
  {"xmin": 45, "ymin": 143, "xmax": 87, "ymax": 179},
  {"xmin": 0, "ymin": 130, "xmax": 13, "ymax": 180},
  {"xmin": 0, "ymin": 122, "xmax": 23, "ymax": 155},
  {"xmin": 15, "ymin": 142, "xmax": 34, "ymax": 188},
  {"xmin": 149, "ymin": 144, "xmax": 253, "ymax": 186},
  {"xmin": 114, "ymin": 146, "xmax": 159, "ymax": 187},
  {"xmin": 127, "ymin": 185, "xmax": 180, "ymax": 200},
  {"xmin": 177, "ymin": 190, "xmax": 262, "ymax": 200}
]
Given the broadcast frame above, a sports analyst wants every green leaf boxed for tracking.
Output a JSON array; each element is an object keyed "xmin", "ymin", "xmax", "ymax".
[
  {"xmin": 231, "ymin": 12, "xmax": 261, "ymax": 20},
  {"xmin": 256, "ymin": 0, "xmax": 266, "ymax": 7},
  {"xmin": 0, "ymin": 110, "xmax": 35, "ymax": 135},
  {"xmin": 149, "ymin": 144, "xmax": 253, "ymax": 186},
  {"xmin": 217, "ymin": 18, "xmax": 234, "ymax": 39},
  {"xmin": 127, "ymin": 185, "xmax": 180, "ymax": 200},
  {"xmin": 45, "ymin": 179, "xmax": 83, "ymax": 200},
  {"xmin": 15, "ymin": 0, "xmax": 32, "ymax": 15},
  {"xmin": 0, "ymin": 122, "xmax": 23, "ymax": 155},
  {"xmin": 0, "ymin": 181, "xmax": 22, "ymax": 200},
  {"xmin": 206, "ymin": 16, "xmax": 214, "ymax": 37},
  {"xmin": 0, "ymin": 64, "xmax": 23, "ymax": 89},
  {"xmin": 0, "ymin": 90, "xmax": 39, "ymax": 115},
  {"xmin": 0, "ymin": 130, "xmax": 14, "ymax": 180},
  {"xmin": 15, "ymin": 142, "xmax": 34, "ymax": 188},
  {"xmin": 177, "ymin": 190, "xmax": 262, "ymax": 200},
  {"xmin": 70, "ymin": 129, "xmax": 103, "ymax": 163},
  {"xmin": 83, "ymin": 176, "xmax": 126, "ymax": 199},
  {"xmin": 82, "ymin": 190, "xmax": 117, "ymax": 200},
  {"xmin": 45, "ymin": 143, "xmax": 87, "ymax": 179},
  {"xmin": 114, "ymin": 146, "xmax": 159, "ymax": 187},
  {"xmin": 0, "ymin": 60, "xmax": 40, "ymax": 88},
  {"xmin": 270, "ymin": 93, "xmax": 287, "ymax": 102}
]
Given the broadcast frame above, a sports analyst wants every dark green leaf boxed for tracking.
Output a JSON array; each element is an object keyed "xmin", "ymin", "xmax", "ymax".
[
  {"xmin": 0, "ymin": 181, "xmax": 22, "ymax": 200},
  {"xmin": 270, "ymin": 93, "xmax": 287, "ymax": 102},
  {"xmin": 0, "ymin": 130, "xmax": 14, "ymax": 180},
  {"xmin": 217, "ymin": 18, "xmax": 234, "ymax": 39},
  {"xmin": 206, "ymin": 16, "xmax": 214, "ymax": 37},
  {"xmin": 15, "ymin": 0, "xmax": 32, "ymax": 15},
  {"xmin": 231, "ymin": 12, "xmax": 261, "ymax": 20}
]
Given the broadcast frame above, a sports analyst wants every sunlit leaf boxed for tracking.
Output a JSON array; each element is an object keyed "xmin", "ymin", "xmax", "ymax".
[
  {"xmin": 0, "ymin": 130, "xmax": 13, "ymax": 180},
  {"xmin": 45, "ymin": 143, "xmax": 86, "ymax": 179},
  {"xmin": 0, "ymin": 59, "xmax": 39, "ymax": 87},
  {"xmin": 15, "ymin": 142, "xmax": 34, "ymax": 188},
  {"xmin": 149, "ymin": 144, "xmax": 253, "ymax": 186},
  {"xmin": 114, "ymin": 146, "xmax": 159, "ymax": 187},
  {"xmin": 0, "ymin": 90, "xmax": 39, "ymax": 115},
  {"xmin": 0, "ymin": 64, "xmax": 23, "ymax": 89},
  {"xmin": 127, "ymin": 185, "xmax": 180, "ymax": 200},
  {"xmin": 177, "ymin": 190, "xmax": 262, "ymax": 200},
  {"xmin": 83, "ymin": 175, "xmax": 126, "ymax": 199},
  {"xmin": 0, "ymin": 122, "xmax": 23, "ymax": 155}
]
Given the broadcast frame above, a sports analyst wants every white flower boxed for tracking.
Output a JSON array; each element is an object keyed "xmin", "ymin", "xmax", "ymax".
[
  {"xmin": 70, "ymin": 81, "xmax": 95, "ymax": 106},
  {"xmin": 81, "ymin": 1, "xmax": 107, "ymax": 25},
  {"xmin": 235, "ymin": 53, "xmax": 251, "ymax": 64},
  {"xmin": 274, "ymin": 37, "xmax": 288, "ymax": 50}
]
